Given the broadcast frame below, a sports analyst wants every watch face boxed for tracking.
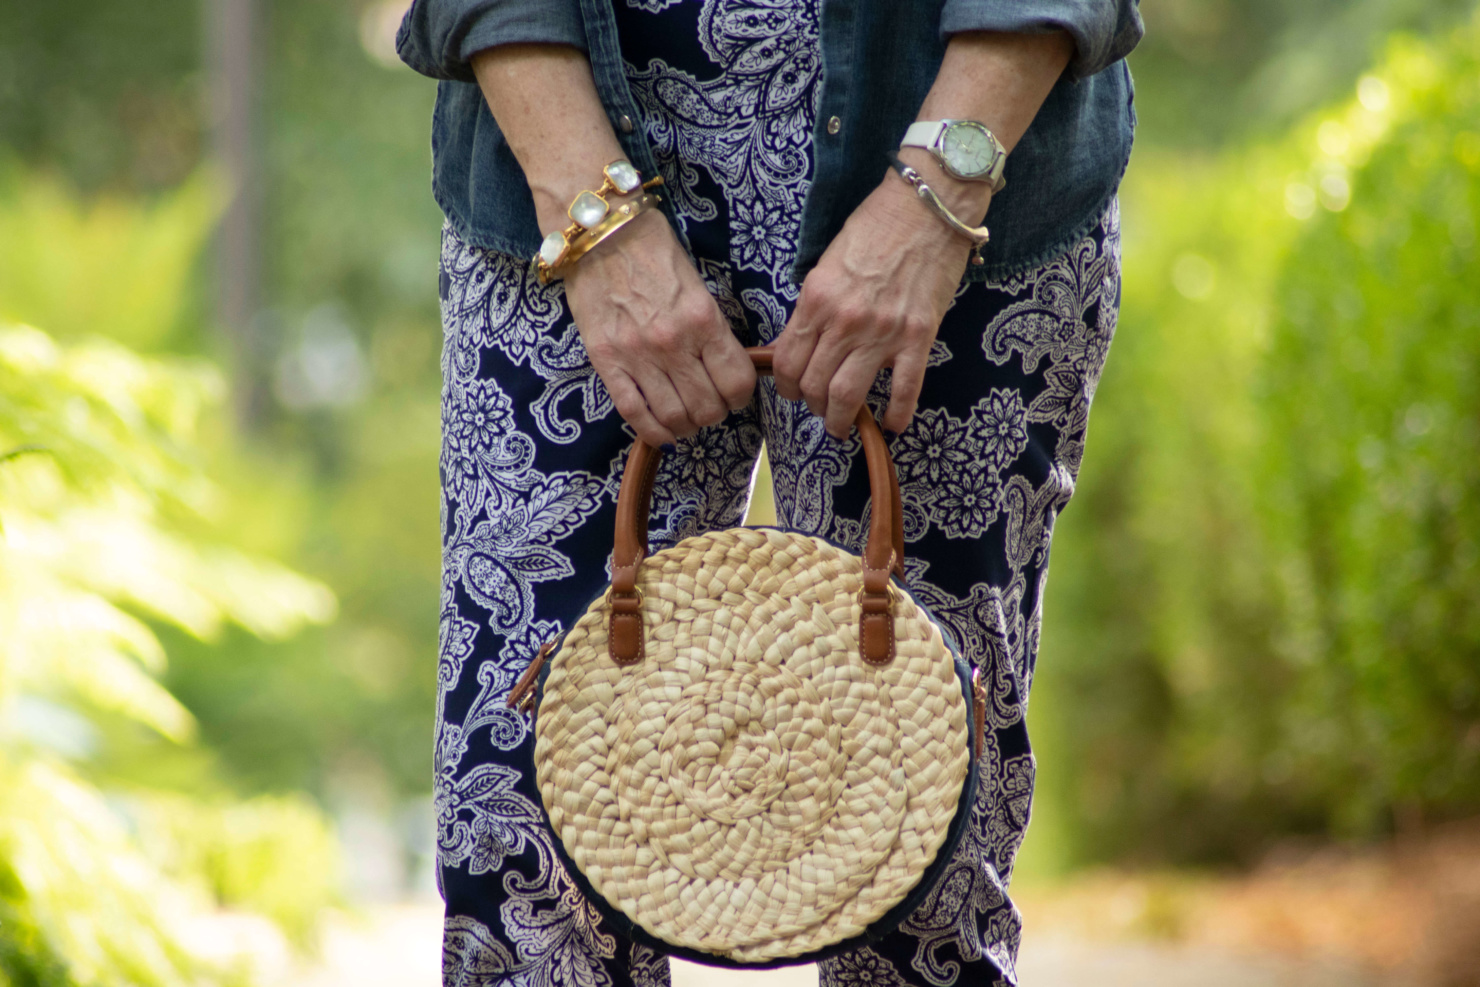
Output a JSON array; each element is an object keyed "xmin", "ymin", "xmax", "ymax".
[{"xmin": 941, "ymin": 122, "xmax": 997, "ymax": 179}]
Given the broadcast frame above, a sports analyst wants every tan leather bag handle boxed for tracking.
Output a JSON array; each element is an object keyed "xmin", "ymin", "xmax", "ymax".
[{"xmin": 608, "ymin": 347, "xmax": 906, "ymax": 666}]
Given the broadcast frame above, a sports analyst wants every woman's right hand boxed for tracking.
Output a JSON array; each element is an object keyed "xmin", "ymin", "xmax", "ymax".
[
  {"xmin": 563, "ymin": 207, "xmax": 756, "ymax": 448},
  {"xmin": 467, "ymin": 45, "xmax": 752, "ymax": 444}
]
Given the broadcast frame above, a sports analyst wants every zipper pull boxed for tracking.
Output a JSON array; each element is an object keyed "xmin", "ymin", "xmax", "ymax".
[
  {"xmin": 972, "ymin": 664, "xmax": 987, "ymax": 762},
  {"xmin": 507, "ymin": 636, "xmax": 559, "ymax": 712}
]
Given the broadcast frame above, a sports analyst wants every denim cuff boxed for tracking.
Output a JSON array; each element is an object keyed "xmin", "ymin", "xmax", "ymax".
[
  {"xmin": 939, "ymin": 0, "xmax": 1143, "ymax": 79},
  {"xmin": 397, "ymin": 0, "xmax": 587, "ymax": 83}
]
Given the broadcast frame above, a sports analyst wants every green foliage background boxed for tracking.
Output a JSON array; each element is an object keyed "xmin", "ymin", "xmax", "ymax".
[
  {"xmin": 1, "ymin": 0, "xmax": 1478, "ymax": 979},
  {"xmin": 0, "ymin": 319, "xmax": 340, "ymax": 982},
  {"xmin": 1028, "ymin": 19, "xmax": 1480, "ymax": 870}
]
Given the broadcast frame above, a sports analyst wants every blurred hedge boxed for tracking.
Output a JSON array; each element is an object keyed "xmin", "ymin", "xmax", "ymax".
[
  {"xmin": 1029, "ymin": 14, "xmax": 1480, "ymax": 869},
  {"xmin": 0, "ymin": 319, "xmax": 341, "ymax": 983}
]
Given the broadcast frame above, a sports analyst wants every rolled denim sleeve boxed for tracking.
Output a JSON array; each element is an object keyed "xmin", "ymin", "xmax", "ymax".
[
  {"xmin": 396, "ymin": 0, "xmax": 586, "ymax": 82},
  {"xmin": 940, "ymin": 0, "xmax": 1143, "ymax": 79}
]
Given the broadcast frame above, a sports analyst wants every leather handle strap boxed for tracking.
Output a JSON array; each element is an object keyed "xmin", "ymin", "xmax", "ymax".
[{"xmin": 609, "ymin": 346, "xmax": 906, "ymax": 666}]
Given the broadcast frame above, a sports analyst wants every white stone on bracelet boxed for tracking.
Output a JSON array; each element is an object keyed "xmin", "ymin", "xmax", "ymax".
[
  {"xmin": 570, "ymin": 191, "xmax": 610, "ymax": 228},
  {"xmin": 539, "ymin": 231, "xmax": 566, "ymax": 266},
  {"xmin": 606, "ymin": 160, "xmax": 641, "ymax": 193}
]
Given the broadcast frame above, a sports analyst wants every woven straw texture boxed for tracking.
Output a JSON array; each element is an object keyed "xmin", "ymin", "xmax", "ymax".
[{"xmin": 534, "ymin": 527, "xmax": 970, "ymax": 963}]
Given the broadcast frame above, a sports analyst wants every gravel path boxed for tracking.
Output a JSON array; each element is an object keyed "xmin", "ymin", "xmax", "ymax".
[
  {"xmin": 667, "ymin": 940, "xmax": 1376, "ymax": 987},
  {"xmin": 278, "ymin": 902, "xmax": 1378, "ymax": 987}
]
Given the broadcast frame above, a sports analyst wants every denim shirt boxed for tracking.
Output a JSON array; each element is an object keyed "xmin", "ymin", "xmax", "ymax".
[{"xmin": 397, "ymin": 0, "xmax": 1142, "ymax": 283}]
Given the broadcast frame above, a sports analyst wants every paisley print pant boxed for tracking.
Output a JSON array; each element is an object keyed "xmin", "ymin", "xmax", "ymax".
[{"xmin": 434, "ymin": 2, "xmax": 1121, "ymax": 985}]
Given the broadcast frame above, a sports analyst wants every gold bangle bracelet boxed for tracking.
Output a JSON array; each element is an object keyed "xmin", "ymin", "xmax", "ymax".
[
  {"xmin": 534, "ymin": 161, "xmax": 665, "ymax": 283},
  {"xmin": 538, "ymin": 192, "xmax": 663, "ymax": 284}
]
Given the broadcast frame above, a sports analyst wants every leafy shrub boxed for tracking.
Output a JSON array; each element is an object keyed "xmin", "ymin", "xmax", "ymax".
[
  {"xmin": 1028, "ymin": 12, "xmax": 1480, "ymax": 868},
  {"xmin": 0, "ymin": 322, "xmax": 337, "ymax": 984}
]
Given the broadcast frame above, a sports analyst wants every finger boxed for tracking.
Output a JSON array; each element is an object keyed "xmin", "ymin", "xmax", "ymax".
[
  {"xmin": 652, "ymin": 289, "xmax": 734, "ymax": 428},
  {"xmin": 606, "ymin": 369, "xmax": 677, "ymax": 448},
  {"xmin": 822, "ymin": 348, "xmax": 881, "ymax": 441},
  {"xmin": 666, "ymin": 354, "xmax": 730, "ymax": 431},
  {"xmin": 700, "ymin": 332, "xmax": 758, "ymax": 412},
  {"xmin": 631, "ymin": 366, "xmax": 701, "ymax": 439},
  {"xmin": 882, "ymin": 348, "xmax": 927, "ymax": 435},
  {"xmin": 773, "ymin": 288, "xmax": 822, "ymax": 403},
  {"xmin": 797, "ymin": 329, "xmax": 852, "ymax": 422}
]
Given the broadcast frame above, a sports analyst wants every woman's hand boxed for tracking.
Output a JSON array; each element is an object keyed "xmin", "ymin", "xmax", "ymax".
[
  {"xmin": 771, "ymin": 28, "xmax": 1074, "ymax": 440},
  {"xmin": 564, "ymin": 207, "xmax": 756, "ymax": 448},
  {"xmin": 468, "ymin": 45, "xmax": 756, "ymax": 449},
  {"xmin": 772, "ymin": 171, "xmax": 983, "ymax": 440}
]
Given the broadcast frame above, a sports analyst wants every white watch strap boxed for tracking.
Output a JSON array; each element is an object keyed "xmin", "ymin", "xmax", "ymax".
[{"xmin": 900, "ymin": 120, "xmax": 948, "ymax": 152}]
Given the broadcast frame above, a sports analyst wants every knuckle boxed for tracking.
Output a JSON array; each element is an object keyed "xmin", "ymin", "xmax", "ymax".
[
  {"xmin": 834, "ymin": 303, "xmax": 870, "ymax": 328},
  {"xmin": 723, "ymin": 382, "xmax": 754, "ymax": 409},
  {"xmin": 612, "ymin": 394, "xmax": 643, "ymax": 420},
  {"xmin": 693, "ymin": 389, "xmax": 726, "ymax": 420},
  {"xmin": 616, "ymin": 404, "xmax": 651, "ymax": 430},
  {"xmin": 678, "ymin": 296, "xmax": 718, "ymax": 329},
  {"xmin": 794, "ymin": 281, "xmax": 819, "ymax": 311},
  {"xmin": 827, "ymin": 378, "xmax": 858, "ymax": 405},
  {"xmin": 796, "ymin": 286, "xmax": 834, "ymax": 319},
  {"xmin": 648, "ymin": 324, "xmax": 684, "ymax": 351},
  {"xmin": 657, "ymin": 408, "xmax": 689, "ymax": 432},
  {"xmin": 902, "ymin": 315, "xmax": 932, "ymax": 341}
]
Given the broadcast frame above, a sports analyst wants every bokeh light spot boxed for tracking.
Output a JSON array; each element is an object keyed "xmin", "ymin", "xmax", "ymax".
[
  {"xmin": 1317, "ymin": 121, "xmax": 1350, "ymax": 158},
  {"xmin": 360, "ymin": 1, "xmax": 411, "ymax": 69},
  {"xmin": 1171, "ymin": 253, "xmax": 1216, "ymax": 300},
  {"xmin": 1285, "ymin": 182, "xmax": 1317, "ymax": 219},
  {"xmin": 1357, "ymin": 75, "xmax": 1390, "ymax": 112},
  {"xmin": 1319, "ymin": 173, "xmax": 1351, "ymax": 211}
]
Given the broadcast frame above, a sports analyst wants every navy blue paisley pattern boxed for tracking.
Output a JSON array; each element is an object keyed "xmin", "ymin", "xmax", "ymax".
[{"xmin": 432, "ymin": 2, "xmax": 1122, "ymax": 985}]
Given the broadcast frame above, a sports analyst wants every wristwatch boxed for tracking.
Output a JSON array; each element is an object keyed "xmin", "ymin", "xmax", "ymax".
[{"xmin": 899, "ymin": 119, "xmax": 1007, "ymax": 192}]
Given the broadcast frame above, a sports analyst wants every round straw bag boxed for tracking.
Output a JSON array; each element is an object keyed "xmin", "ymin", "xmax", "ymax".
[{"xmin": 507, "ymin": 349, "xmax": 984, "ymax": 967}]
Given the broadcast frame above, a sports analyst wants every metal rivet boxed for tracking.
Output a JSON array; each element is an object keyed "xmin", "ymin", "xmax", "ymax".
[
  {"xmin": 619, "ymin": 114, "xmax": 635, "ymax": 134},
  {"xmin": 827, "ymin": 115, "xmax": 841, "ymax": 135}
]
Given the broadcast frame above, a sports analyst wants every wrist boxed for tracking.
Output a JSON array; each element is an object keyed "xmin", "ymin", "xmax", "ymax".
[
  {"xmin": 562, "ymin": 206, "xmax": 675, "ymax": 287},
  {"xmin": 533, "ymin": 159, "xmax": 667, "ymax": 282},
  {"xmin": 894, "ymin": 147, "xmax": 993, "ymax": 226},
  {"xmin": 872, "ymin": 162, "xmax": 983, "ymax": 263}
]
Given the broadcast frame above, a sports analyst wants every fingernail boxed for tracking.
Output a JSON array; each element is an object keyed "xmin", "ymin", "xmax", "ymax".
[{"xmin": 659, "ymin": 443, "xmax": 677, "ymax": 454}]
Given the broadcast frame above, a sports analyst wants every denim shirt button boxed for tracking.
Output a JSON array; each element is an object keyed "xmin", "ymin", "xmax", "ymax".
[
  {"xmin": 826, "ymin": 115, "xmax": 842, "ymax": 136},
  {"xmin": 619, "ymin": 114, "xmax": 635, "ymax": 135}
]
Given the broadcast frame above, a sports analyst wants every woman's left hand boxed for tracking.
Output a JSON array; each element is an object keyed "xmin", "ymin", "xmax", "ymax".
[{"xmin": 772, "ymin": 172, "xmax": 987, "ymax": 439}]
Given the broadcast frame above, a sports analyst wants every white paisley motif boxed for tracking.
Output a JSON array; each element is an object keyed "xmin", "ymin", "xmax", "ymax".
[
  {"xmin": 598, "ymin": 413, "xmax": 765, "ymax": 554},
  {"xmin": 984, "ymin": 201, "xmax": 1122, "ymax": 469},
  {"xmin": 501, "ymin": 871, "xmax": 618, "ymax": 987},
  {"xmin": 443, "ymin": 915, "xmax": 517, "ymax": 987},
  {"xmin": 895, "ymin": 732, "xmax": 1024, "ymax": 987},
  {"xmin": 819, "ymin": 947, "xmax": 913, "ymax": 987},
  {"xmin": 624, "ymin": 0, "xmax": 822, "ymax": 298}
]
